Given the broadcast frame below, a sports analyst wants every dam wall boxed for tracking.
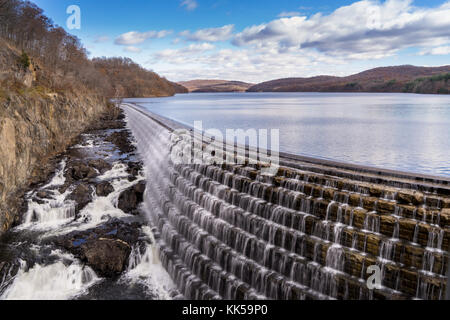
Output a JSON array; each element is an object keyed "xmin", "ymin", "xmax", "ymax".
[{"xmin": 123, "ymin": 103, "xmax": 449, "ymax": 300}]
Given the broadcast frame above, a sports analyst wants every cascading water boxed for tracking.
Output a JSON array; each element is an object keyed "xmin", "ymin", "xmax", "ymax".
[
  {"xmin": 1, "ymin": 103, "xmax": 448, "ymax": 300},
  {"xmin": 122, "ymin": 104, "xmax": 449, "ymax": 300},
  {"xmin": 2, "ymin": 251, "xmax": 99, "ymax": 300},
  {"xmin": 0, "ymin": 115, "xmax": 175, "ymax": 301}
]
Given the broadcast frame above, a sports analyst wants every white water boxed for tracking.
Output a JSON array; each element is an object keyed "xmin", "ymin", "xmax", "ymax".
[
  {"xmin": 1, "ymin": 251, "xmax": 99, "ymax": 300},
  {"xmin": 122, "ymin": 226, "xmax": 176, "ymax": 300},
  {"xmin": 1, "ymin": 129, "xmax": 175, "ymax": 300},
  {"xmin": 20, "ymin": 161, "xmax": 144, "ymax": 236},
  {"xmin": 21, "ymin": 161, "xmax": 76, "ymax": 229}
]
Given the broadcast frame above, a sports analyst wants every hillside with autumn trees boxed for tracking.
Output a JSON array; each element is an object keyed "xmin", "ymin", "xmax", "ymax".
[
  {"xmin": 0, "ymin": 0, "xmax": 186, "ymax": 233},
  {"xmin": 0, "ymin": 0, "xmax": 185, "ymax": 98},
  {"xmin": 248, "ymin": 65, "xmax": 450, "ymax": 94}
]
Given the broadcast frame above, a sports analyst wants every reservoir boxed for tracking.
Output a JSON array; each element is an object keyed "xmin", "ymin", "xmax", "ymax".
[{"xmin": 126, "ymin": 92, "xmax": 450, "ymax": 177}]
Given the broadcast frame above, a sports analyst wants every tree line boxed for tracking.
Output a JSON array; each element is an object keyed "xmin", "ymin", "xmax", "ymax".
[{"xmin": 0, "ymin": 0, "xmax": 184, "ymax": 97}]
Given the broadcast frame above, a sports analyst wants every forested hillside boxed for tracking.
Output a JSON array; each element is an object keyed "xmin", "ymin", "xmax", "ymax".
[
  {"xmin": 179, "ymin": 80, "xmax": 253, "ymax": 93},
  {"xmin": 93, "ymin": 57, "xmax": 187, "ymax": 98},
  {"xmin": 248, "ymin": 66, "xmax": 450, "ymax": 94},
  {"xmin": 0, "ymin": 0, "xmax": 185, "ymax": 233},
  {"xmin": 0, "ymin": 0, "xmax": 184, "ymax": 98}
]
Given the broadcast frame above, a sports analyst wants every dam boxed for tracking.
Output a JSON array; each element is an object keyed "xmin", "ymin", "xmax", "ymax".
[{"xmin": 123, "ymin": 103, "xmax": 449, "ymax": 300}]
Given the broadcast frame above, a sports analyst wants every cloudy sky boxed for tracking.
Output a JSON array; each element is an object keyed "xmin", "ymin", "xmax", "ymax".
[{"xmin": 34, "ymin": 0, "xmax": 450, "ymax": 82}]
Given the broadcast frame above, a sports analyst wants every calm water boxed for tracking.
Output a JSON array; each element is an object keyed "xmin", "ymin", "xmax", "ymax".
[{"xmin": 125, "ymin": 92, "xmax": 450, "ymax": 177}]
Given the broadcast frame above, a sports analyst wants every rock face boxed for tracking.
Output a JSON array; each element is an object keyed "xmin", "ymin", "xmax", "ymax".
[
  {"xmin": 82, "ymin": 238, "xmax": 131, "ymax": 277},
  {"xmin": 0, "ymin": 92, "xmax": 113, "ymax": 234},
  {"xmin": 68, "ymin": 184, "xmax": 93, "ymax": 214},
  {"xmin": 88, "ymin": 159, "xmax": 112, "ymax": 175},
  {"xmin": 117, "ymin": 182, "xmax": 146, "ymax": 214},
  {"xmin": 96, "ymin": 182, "xmax": 114, "ymax": 197}
]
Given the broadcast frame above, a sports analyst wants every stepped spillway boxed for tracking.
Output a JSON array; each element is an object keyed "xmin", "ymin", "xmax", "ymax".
[{"xmin": 123, "ymin": 103, "xmax": 449, "ymax": 300}]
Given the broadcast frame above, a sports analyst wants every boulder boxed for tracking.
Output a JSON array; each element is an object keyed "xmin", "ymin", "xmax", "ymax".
[
  {"xmin": 36, "ymin": 190, "xmax": 50, "ymax": 199},
  {"xmin": 88, "ymin": 159, "xmax": 112, "ymax": 174},
  {"xmin": 53, "ymin": 219, "xmax": 144, "ymax": 277},
  {"xmin": 66, "ymin": 161, "xmax": 98, "ymax": 181},
  {"xmin": 81, "ymin": 238, "xmax": 131, "ymax": 277},
  {"xmin": 96, "ymin": 181, "xmax": 114, "ymax": 197},
  {"xmin": 68, "ymin": 184, "xmax": 92, "ymax": 214},
  {"xmin": 117, "ymin": 181, "xmax": 146, "ymax": 214}
]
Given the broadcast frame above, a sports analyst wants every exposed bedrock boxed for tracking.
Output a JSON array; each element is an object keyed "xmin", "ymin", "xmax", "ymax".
[
  {"xmin": 118, "ymin": 182, "xmax": 146, "ymax": 215},
  {"xmin": 0, "ymin": 93, "xmax": 116, "ymax": 234},
  {"xmin": 11, "ymin": 109, "xmax": 149, "ymax": 280},
  {"xmin": 123, "ymin": 104, "xmax": 450, "ymax": 300}
]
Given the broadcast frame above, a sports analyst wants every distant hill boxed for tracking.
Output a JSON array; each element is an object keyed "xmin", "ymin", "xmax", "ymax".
[
  {"xmin": 247, "ymin": 66, "xmax": 450, "ymax": 94},
  {"xmin": 179, "ymin": 80, "xmax": 254, "ymax": 93}
]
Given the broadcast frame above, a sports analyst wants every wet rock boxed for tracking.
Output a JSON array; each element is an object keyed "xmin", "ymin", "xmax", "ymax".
[
  {"xmin": 397, "ymin": 191, "xmax": 424, "ymax": 205},
  {"xmin": 127, "ymin": 162, "xmax": 143, "ymax": 178},
  {"xmin": 36, "ymin": 191, "xmax": 50, "ymax": 199},
  {"xmin": 82, "ymin": 238, "xmax": 131, "ymax": 277},
  {"xmin": 106, "ymin": 131, "xmax": 136, "ymax": 154},
  {"xmin": 88, "ymin": 159, "xmax": 112, "ymax": 175},
  {"xmin": 53, "ymin": 219, "xmax": 144, "ymax": 277},
  {"xmin": 68, "ymin": 184, "xmax": 93, "ymax": 214},
  {"xmin": 117, "ymin": 181, "xmax": 146, "ymax": 214},
  {"xmin": 96, "ymin": 182, "xmax": 114, "ymax": 197},
  {"xmin": 66, "ymin": 161, "xmax": 98, "ymax": 181},
  {"xmin": 58, "ymin": 183, "xmax": 71, "ymax": 195}
]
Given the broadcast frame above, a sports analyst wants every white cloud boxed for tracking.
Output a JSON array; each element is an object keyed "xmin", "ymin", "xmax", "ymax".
[
  {"xmin": 124, "ymin": 46, "xmax": 142, "ymax": 53},
  {"xmin": 94, "ymin": 35, "xmax": 110, "ymax": 43},
  {"xmin": 181, "ymin": 0, "xmax": 198, "ymax": 11},
  {"xmin": 186, "ymin": 43, "xmax": 216, "ymax": 51},
  {"xmin": 233, "ymin": 0, "xmax": 450, "ymax": 59},
  {"xmin": 419, "ymin": 46, "xmax": 450, "ymax": 55},
  {"xmin": 151, "ymin": 43, "xmax": 349, "ymax": 82},
  {"xmin": 278, "ymin": 11, "xmax": 301, "ymax": 18},
  {"xmin": 180, "ymin": 25, "xmax": 234, "ymax": 42},
  {"xmin": 115, "ymin": 30, "xmax": 172, "ymax": 45},
  {"xmin": 154, "ymin": 42, "xmax": 216, "ymax": 61},
  {"xmin": 147, "ymin": 0, "xmax": 450, "ymax": 82}
]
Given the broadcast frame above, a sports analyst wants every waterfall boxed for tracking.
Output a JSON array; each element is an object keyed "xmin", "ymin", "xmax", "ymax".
[
  {"xmin": 0, "ymin": 114, "xmax": 174, "ymax": 301},
  {"xmin": 1, "ymin": 251, "xmax": 99, "ymax": 300},
  {"xmin": 110, "ymin": 104, "xmax": 450, "ymax": 300},
  {"xmin": 22, "ymin": 160, "xmax": 76, "ymax": 228},
  {"xmin": 123, "ymin": 227, "xmax": 177, "ymax": 299}
]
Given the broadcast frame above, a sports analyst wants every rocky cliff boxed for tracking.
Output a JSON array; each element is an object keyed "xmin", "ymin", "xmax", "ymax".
[
  {"xmin": 0, "ymin": 91, "xmax": 113, "ymax": 233},
  {"xmin": 0, "ymin": 39, "xmax": 113, "ymax": 233}
]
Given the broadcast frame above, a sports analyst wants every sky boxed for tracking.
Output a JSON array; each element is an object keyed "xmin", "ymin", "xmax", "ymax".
[{"xmin": 32, "ymin": 0, "xmax": 450, "ymax": 83}]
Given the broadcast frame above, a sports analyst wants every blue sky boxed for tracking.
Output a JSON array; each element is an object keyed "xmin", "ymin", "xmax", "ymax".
[{"xmin": 33, "ymin": 0, "xmax": 450, "ymax": 82}]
